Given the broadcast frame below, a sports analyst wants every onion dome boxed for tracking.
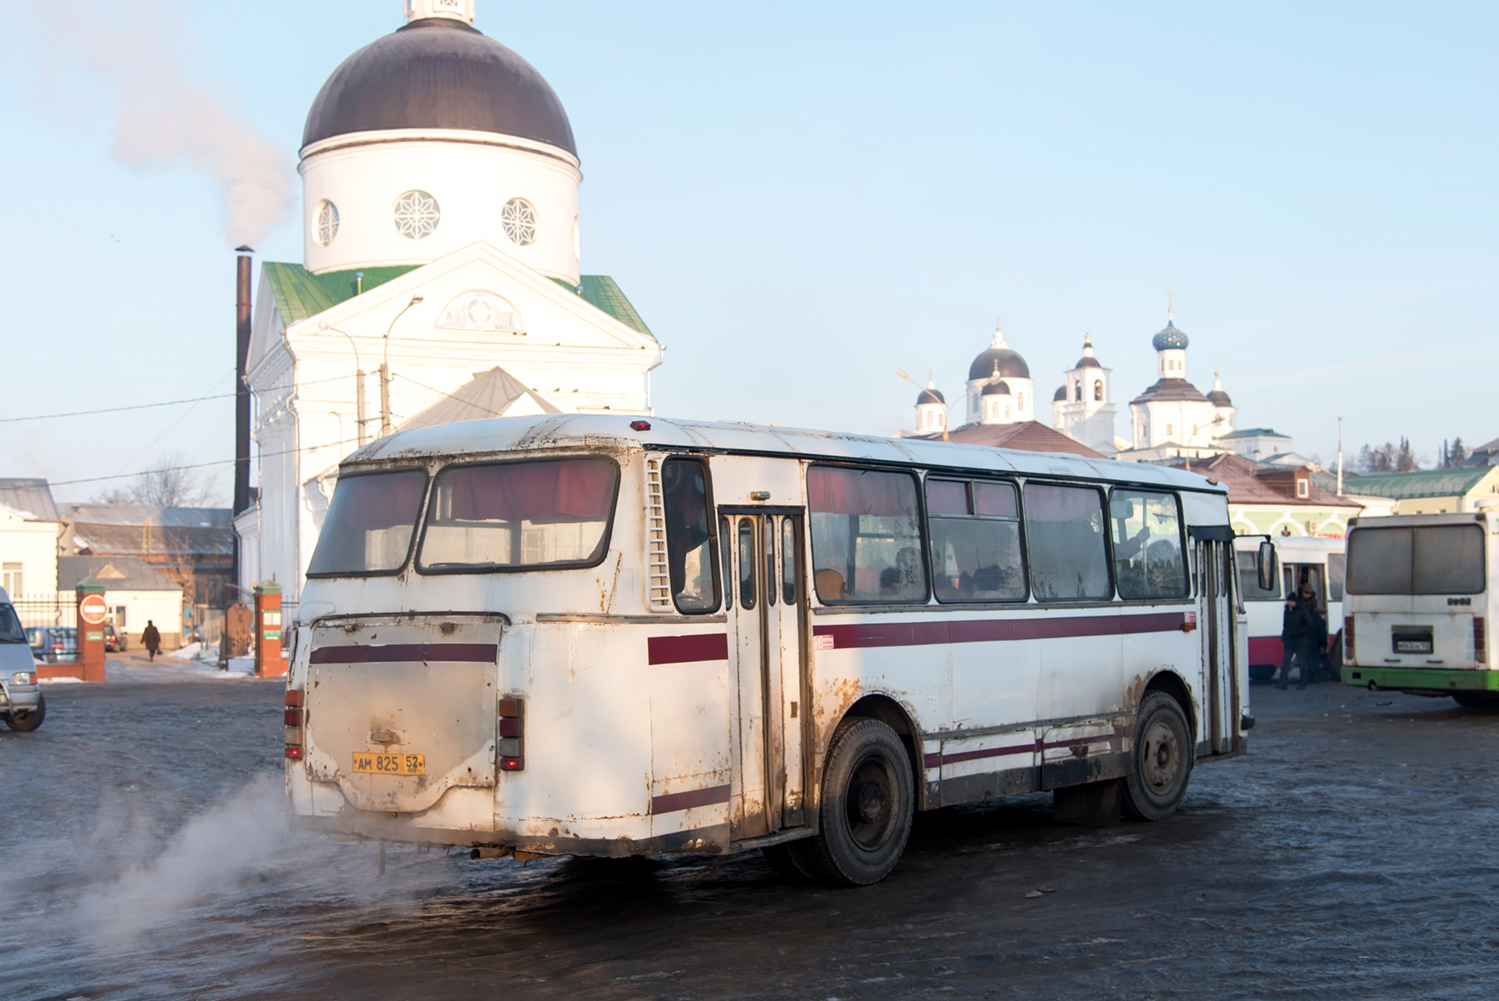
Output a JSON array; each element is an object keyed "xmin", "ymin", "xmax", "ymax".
[
  {"xmin": 1152, "ymin": 319, "xmax": 1189, "ymax": 351},
  {"xmin": 1053, "ymin": 385, "xmax": 1067, "ymax": 402},
  {"xmin": 1207, "ymin": 371, "xmax": 1233, "ymax": 406},
  {"xmin": 968, "ymin": 324, "xmax": 1030, "ymax": 381},
  {"xmin": 981, "ymin": 379, "xmax": 1012, "ymax": 397},
  {"xmin": 303, "ymin": 17, "xmax": 576, "ymax": 154}
]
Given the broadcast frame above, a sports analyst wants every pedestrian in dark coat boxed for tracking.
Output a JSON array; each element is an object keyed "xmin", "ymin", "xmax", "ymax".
[
  {"xmin": 1277, "ymin": 589, "xmax": 1319, "ymax": 690},
  {"xmin": 142, "ymin": 621, "xmax": 162, "ymax": 662}
]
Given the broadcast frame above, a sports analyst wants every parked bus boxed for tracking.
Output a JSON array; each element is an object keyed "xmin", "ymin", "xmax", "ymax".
[
  {"xmin": 283, "ymin": 415, "xmax": 1254, "ymax": 884},
  {"xmin": 1234, "ymin": 536, "xmax": 1345, "ymax": 684},
  {"xmin": 1342, "ymin": 512, "xmax": 1497, "ymax": 707}
]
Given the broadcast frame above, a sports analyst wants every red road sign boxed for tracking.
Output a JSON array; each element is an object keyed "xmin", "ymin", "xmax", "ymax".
[{"xmin": 80, "ymin": 593, "xmax": 108, "ymax": 625}]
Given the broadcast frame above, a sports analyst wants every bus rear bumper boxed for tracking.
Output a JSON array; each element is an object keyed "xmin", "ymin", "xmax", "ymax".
[
  {"xmin": 1342, "ymin": 665, "xmax": 1498, "ymax": 695},
  {"xmin": 289, "ymin": 811, "xmax": 732, "ymax": 859}
]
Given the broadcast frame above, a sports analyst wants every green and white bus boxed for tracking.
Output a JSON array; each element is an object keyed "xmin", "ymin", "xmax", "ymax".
[{"xmin": 1342, "ymin": 512, "xmax": 1497, "ymax": 707}]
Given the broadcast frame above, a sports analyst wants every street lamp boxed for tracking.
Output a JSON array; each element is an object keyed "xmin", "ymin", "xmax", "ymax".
[
  {"xmin": 1183, "ymin": 414, "xmax": 1224, "ymax": 472},
  {"xmin": 380, "ymin": 295, "xmax": 425, "ymax": 437},
  {"xmin": 317, "ymin": 321, "xmax": 366, "ymax": 447}
]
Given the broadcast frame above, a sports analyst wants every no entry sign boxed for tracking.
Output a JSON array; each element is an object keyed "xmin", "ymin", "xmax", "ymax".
[{"xmin": 79, "ymin": 593, "xmax": 108, "ymax": 625}]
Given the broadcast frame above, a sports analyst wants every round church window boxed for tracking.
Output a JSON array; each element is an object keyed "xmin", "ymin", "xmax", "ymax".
[
  {"xmin": 502, "ymin": 198, "xmax": 537, "ymax": 247},
  {"xmin": 315, "ymin": 200, "xmax": 339, "ymax": 246},
  {"xmin": 393, "ymin": 190, "xmax": 441, "ymax": 240}
]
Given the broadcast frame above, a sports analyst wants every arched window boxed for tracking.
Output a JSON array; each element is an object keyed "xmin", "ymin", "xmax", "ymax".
[
  {"xmin": 1074, "ymin": 382, "xmax": 1083, "ymax": 402},
  {"xmin": 1018, "ymin": 392, "xmax": 1025, "ymax": 411},
  {"xmin": 1093, "ymin": 380, "xmax": 1103, "ymax": 401},
  {"xmin": 437, "ymin": 291, "xmax": 525, "ymax": 334}
]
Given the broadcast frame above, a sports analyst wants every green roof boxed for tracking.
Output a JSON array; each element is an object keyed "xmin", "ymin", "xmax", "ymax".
[
  {"xmin": 1344, "ymin": 467, "xmax": 1497, "ymax": 499},
  {"xmin": 554, "ymin": 275, "xmax": 656, "ymax": 339},
  {"xmin": 263, "ymin": 263, "xmax": 420, "ymax": 324},
  {"xmin": 1217, "ymin": 427, "xmax": 1287, "ymax": 440},
  {"xmin": 264, "ymin": 262, "xmax": 654, "ymax": 342}
]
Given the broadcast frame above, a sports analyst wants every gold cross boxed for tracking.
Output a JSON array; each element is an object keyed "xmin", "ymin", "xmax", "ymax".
[{"xmin": 1165, "ymin": 285, "xmax": 1176, "ymax": 318}]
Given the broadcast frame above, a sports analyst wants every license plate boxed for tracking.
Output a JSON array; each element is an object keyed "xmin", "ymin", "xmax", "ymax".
[
  {"xmin": 352, "ymin": 751, "xmax": 425, "ymax": 775},
  {"xmin": 1394, "ymin": 640, "xmax": 1433, "ymax": 654}
]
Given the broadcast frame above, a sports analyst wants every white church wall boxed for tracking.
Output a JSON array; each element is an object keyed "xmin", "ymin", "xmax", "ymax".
[{"xmin": 302, "ymin": 131, "xmax": 582, "ymax": 284}]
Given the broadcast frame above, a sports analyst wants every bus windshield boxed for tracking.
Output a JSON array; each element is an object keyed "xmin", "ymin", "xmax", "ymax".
[
  {"xmin": 418, "ymin": 457, "xmax": 618, "ymax": 572},
  {"xmin": 307, "ymin": 469, "xmax": 429, "ymax": 576},
  {"xmin": 1347, "ymin": 524, "xmax": 1485, "ymax": 595}
]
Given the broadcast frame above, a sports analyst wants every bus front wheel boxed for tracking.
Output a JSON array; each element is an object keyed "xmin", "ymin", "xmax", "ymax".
[
  {"xmin": 803, "ymin": 718, "xmax": 914, "ymax": 886},
  {"xmin": 1122, "ymin": 692, "xmax": 1192, "ymax": 822},
  {"xmin": 4, "ymin": 694, "xmax": 45, "ymax": 732}
]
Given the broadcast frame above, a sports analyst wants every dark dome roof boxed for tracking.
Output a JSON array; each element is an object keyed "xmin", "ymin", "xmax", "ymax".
[
  {"xmin": 1152, "ymin": 320, "xmax": 1189, "ymax": 351},
  {"xmin": 969, "ymin": 348, "xmax": 1029, "ymax": 382},
  {"xmin": 916, "ymin": 386, "xmax": 945, "ymax": 406},
  {"xmin": 981, "ymin": 379, "xmax": 1012, "ymax": 397},
  {"xmin": 303, "ymin": 18, "xmax": 576, "ymax": 155},
  {"xmin": 1053, "ymin": 385, "xmax": 1067, "ymax": 402},
  {"xmin": 1207, "ymin": 388, "xmax": 1233, "ymax": 406},
  {"xmin": 1075, "ymin": 355, "xmax": 1102, "ymax": 369}
]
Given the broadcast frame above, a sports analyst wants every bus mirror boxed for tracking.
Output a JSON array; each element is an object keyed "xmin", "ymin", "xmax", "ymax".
[{"xmin": 1256, "ymin": 541, "xmax": 1278, "ymax": 591}]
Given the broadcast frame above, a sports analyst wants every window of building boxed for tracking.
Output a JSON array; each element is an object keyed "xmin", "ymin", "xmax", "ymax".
[
  {"xmin": 502, "ymin": 197, "xmax": 537, "ymax": 246},
  {"xmin": 1018, "ymin": 392, "xmax": 1025, "ymax": 411},
  {"xmin": 315, "ymin": 200, "xmax": 339, "ymax": 246},
  {"xmin": 1093, "ymin": 380, "xmax": 1103, "ymax": 401},
  {"xmin": 1296, "ymin": 479, "xmax": 1310, "ymax": 499},
  {"xmin": 436, "ymin": 291, "xmax": 524, "ymax": 334},
  {"xmin": 1, "ymin": 562, "xmax": 21, "ymax": 597},
  {"xmin": 1108, "ymin": 489, "xmax": 1187, "ymax": 600},
  {"xmin": 1024, "ymin": 483, "xmax": 1111, "ymax": 601},
  {"xmin": 808, "ymin": 465, "xmax": 925, "ymax": 604},
  {"xmin": 926, "ymin": 479, "xmax": 1025, "ymax": 602},
  {"xmin": 1165, "ymin": 423, "xmax": 1174, "ymax": 438},
  {"xmin": 1074, "ymin": 382, "xmax": 1083, "ymax": 402},
  {"xmin": 661, "ymin": 458, "xmax": 718, "ymax": 613},
  {"xmin": 393, "ymin": 190, "xmax": 441, "ymax": 239}
]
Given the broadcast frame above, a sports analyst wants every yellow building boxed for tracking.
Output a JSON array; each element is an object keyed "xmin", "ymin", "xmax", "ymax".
[{"xmin": 1341, "ymin": 467, "xmax": 1499, "ymax": 514}]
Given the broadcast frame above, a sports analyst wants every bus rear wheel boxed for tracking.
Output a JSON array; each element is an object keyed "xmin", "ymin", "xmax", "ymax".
[
  {"xmin": 803, "ymin": 718, "xmax": 914, "ymax": 886},
  {"xmin": 1122, "ymin": 692, "xmax": 1192, "ymax": 822}
]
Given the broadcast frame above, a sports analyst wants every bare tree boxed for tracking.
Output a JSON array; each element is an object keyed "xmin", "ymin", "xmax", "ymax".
[{"xmin": 92, "ymin": 454, "xmax": 220, "ymax": 507}]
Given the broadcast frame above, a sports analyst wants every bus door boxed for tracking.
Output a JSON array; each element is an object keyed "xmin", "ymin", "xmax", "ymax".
[
  {"xmin": 1196, "ymin": 537, "xmax": 1238, "ymax": 755},
  {"xmin": 720, "ymin": 508, "xmax": 809, "ymax": 840}
]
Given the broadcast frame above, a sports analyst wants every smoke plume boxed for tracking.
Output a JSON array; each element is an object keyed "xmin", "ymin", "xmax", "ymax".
[{"xmin": 49, "ymin": 0, "xmax": 295, "ymax": 247}]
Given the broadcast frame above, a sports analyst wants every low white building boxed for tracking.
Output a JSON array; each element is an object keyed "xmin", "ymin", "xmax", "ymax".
[
  {"xmin": 57, "ymin": 556, "xmax": 184, "ymax": 649},
  {"xmin": 0, "ymin": 479, "xmax": 60, "ymax": 600}
]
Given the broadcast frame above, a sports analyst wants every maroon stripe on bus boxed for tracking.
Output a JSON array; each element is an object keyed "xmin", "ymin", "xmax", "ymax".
[
  {"xmin": 814, "ymin": 611, "xmax": 1187, "ymax": 650},
  {"xmin": 650, "ymin": 783, "xmax": 732, "ymax": 815},
  {"xmin": 648, "ymin": 633, "xmax": 729, "ymax": 666},
  {"xmin": 309, "ymin": 643, "xmax": 498, "ymax": 665}
]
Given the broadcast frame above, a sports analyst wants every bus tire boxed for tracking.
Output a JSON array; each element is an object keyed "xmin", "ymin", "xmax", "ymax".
[
  {"xmin": 804, "ymin": 718, "xmax": 914, "ymax": 886},
  {"xmin": 1122, "ymin": 692, "xmax": 1192, "ymax": 822},
  {"xmin": 1452, "ymin": 692, "xmax": 1499, "ymax": 710},
  {"xmin": 4, "ymin": 693, "xmax": 45, "ymax": 732}
]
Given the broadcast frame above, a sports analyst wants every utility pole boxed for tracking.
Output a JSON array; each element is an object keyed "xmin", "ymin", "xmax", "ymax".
[{"xmin": 380, "ymin": 296, "xmax": 424, "ymax": 438}]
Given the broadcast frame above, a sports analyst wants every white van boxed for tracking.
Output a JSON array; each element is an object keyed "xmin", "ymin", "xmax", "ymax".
[{"xmin": 0, "ymin": 586, "xmax": 45, "ymax": 731}]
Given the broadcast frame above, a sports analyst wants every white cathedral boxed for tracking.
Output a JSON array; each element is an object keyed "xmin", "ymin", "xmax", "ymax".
[
  {"xmin": 236, "ymin": 0, "xmax": 660, "ymax": 600},
  {"xmin": 907, "ymin": 309, "xmax": 1239, "ymax": 461}
]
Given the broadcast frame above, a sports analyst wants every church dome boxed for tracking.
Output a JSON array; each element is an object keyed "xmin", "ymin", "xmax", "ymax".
[
  {"xmin": 1152, "ymin": 320, "xmax": 1189, "ymax": 351},
  {"xmin": 1207, "ymin": 388, "xmax": 1232, "ymax": 406},
  {"xmin": 981, "ymin": 379, "xmax": 1011, "ymax": 397},
  {"xmin": 968, "ymin": 346, "xmax": 1029, "ymax": 381},
  {"xmin": 303, "ymin": 18, "xmax": 577, "ymax": 155},
  {"xmin": 916, "ymin": 386, "xmax": 945, "ymax": 406},
  {"xmin": 1053, "ymin": 385, "xmax": 1067, "ymax": 402},
  {"xmin": 1075, "ymin": 355, "xmax": 1102, "ymax": 369}
]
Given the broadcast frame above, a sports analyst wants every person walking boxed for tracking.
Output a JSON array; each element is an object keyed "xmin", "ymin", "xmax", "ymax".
[
  {"xmin": 1277, "ymin": 588, "xmax": 1318, "ymax": 690},
  {"xmin": 142, "ymin": 620, "xmax": 161, "ymax": 662}
]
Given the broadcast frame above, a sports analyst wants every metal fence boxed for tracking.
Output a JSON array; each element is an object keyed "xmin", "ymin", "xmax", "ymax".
[{"xmin": 11, "ymin": 595, "xmax": 78, "ymax": 631}]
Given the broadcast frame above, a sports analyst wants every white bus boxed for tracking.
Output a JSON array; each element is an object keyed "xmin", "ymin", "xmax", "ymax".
[
  {"xmin": 1234, "ymin": 536, "xmax": 1346, "ymax": 684},
  {"xmin": 283, "ymin": 415, "xmax": 1253, "ymax": 884},
  {"xmin": 1342, "ymin": 512, "xmax": 1497, "ymax": 708}
]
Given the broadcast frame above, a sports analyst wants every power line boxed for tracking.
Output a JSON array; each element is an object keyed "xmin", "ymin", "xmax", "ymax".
[
  {"xmin": 46, "ymin": 438, "xmax": 353, "ymax": 488},
  {"xmin": 0, "ymin": 372, "xmax": 361, "ymax": 425}
]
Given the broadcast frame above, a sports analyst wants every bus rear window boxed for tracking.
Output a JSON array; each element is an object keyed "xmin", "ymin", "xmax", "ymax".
[
  {"xmin": 418, "ymin": 458, "xmax": 619, "ymax": 572},
  {"xmin": 1347, "ymin": 524, "xmax": 1485, "ymax": 595},
  {"xmin": 307, "ymin": 469, "xmax": 428, "ymax": 576}
]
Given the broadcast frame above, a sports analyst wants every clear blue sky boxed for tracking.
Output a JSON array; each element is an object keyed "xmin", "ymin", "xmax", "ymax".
[{"xmin": 1, "ymin": 0, "xmax": 1493, "ymax": 503}]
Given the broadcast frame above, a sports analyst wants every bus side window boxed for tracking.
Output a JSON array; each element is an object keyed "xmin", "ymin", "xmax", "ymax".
[
  {"xmin": 806, "ymin": 465, "xmax": 926, "ymax": 604},
  {"xmin": 661, "ymin": 458, "xmax": 719, "ymax": 613},
  {"xmin": 721, "ymin": 516, "xmax": 732, "ymax": 603},
  {"xmin": 739, "ymin": 518, "xmax": 757, "ymax": 609},
  {"xmin": 1108, "ymin": 489, "xmax": 1188, "ymax": 600},
  {"xmin": 1024, "ymin": 483, "xmax": 1111, "ymax": 601},
  {"xmin": 782, "ymin": 518, "xmax": 798, "ymax": 605},
  {"xmin": 1328, "ymin": 554, "xmax": 1345, "ymax": 601},
  {"xmin": 926, "ymin": 478, "xmax": 1026, "ymax": 602}
]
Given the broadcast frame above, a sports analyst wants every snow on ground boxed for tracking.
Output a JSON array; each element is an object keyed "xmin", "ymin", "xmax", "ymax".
[
  {"xmin": 39, "ymin": 675, "xmax": 85, "ymax": 684},
  {"xmin": 167, "ymin": 642, "xmax": 205, "ymax": 661}
]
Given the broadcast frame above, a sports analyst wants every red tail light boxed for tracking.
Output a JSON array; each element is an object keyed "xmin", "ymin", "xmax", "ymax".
[
  {"xmin": 285, "ymin": 689, "xmax": 304, "ymax": 707},
  {"xmin": 284, "ymin": 746, "xmax": 303, "ymax": 760},
  {"xmin": 1344, "ymin": 617, "xmax": 1355, "ymax": 662},
  {"xmin": 498, "ymin": 698, "xmax": 524, "ymax": 771},
  {"xmin": 284, "ymin": 708, "xmax": 304, "ymax": 726},
  {"xmin": 285, "ymin": 687, "xmax": 305, "ymax": 760},
  {"xmin": 1475, "ymin": 617, "xmax": 1487, "ymax": 665}
]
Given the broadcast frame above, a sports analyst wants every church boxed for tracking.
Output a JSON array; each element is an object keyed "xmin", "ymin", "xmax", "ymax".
[
  {"xmin": 235, "ymin": 0, "xmax": 661, "ymax": 601},
  {"xmin": 903, "ymin": 306, "xmax": 1240, "ymax": 461}
]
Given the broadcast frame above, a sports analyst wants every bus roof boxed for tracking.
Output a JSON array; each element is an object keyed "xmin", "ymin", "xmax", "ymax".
[{"xmin": 345, "ymin": 414, "xmax": 1227, "ymax": 498}]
